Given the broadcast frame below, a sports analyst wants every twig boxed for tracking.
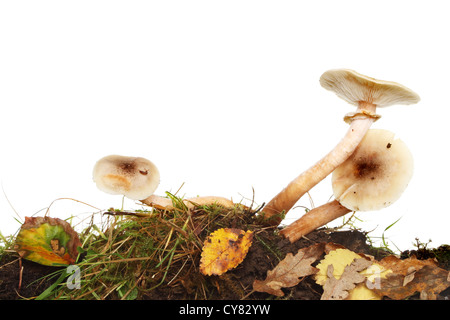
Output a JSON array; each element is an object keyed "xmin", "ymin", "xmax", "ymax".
[
  {"xmin": 0, "ymin": 257, "xmax": 19, "ymax": 271},
  {"xmin": 18, "ymin": 257, "xmax": 23, "ymax": 292},
  {"xmin": 103, "ymin": 208, "xmax": 154, "ymax": 218}
]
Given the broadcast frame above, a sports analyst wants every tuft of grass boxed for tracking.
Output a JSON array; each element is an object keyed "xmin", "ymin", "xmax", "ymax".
[
  {"xmin": 38, "ymin": 193, "xmax": 262, "ymax": 300},
  {"xmin": 364, "ymin": 217, "xmax": 402, "ymax": 256},
  {"xmin": 0, "ymin": 232, "xmax": 14, "ymax": 258},
  {"xmin": 324, "ymin": 211, "xmax": 402, "ymax": 256}
]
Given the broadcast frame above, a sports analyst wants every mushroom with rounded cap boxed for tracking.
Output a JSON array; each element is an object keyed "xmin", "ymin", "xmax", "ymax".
[
  {"xmin": 262, "ymin": 69, "xmax": 420, "ymax": 225},
  {"xmin": 280, "ymin": 129, "xmax": 414, "ymax": 242},
  {"xmin": 93, "ymin": 155, "xmax": 160, "ymax": 200},
  {"xmin": 93, "ymin": 154, "xmax": 235, "ymax": 210}
]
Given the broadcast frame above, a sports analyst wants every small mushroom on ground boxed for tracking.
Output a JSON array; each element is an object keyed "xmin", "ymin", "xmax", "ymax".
[
  {"xmin": 93, "ymin": 155, "xmax": 160, "ymax": 201},
  {"xmin": 93, "ymin": 155, "xmax": 234, "ymax": 210},
  {"xmin": 262, "ymin": 69, "xmax": 419, "ymax": 225},
  {"xmin": 280, "ymin": 129, "xmax": 414, "ymax": 242}
]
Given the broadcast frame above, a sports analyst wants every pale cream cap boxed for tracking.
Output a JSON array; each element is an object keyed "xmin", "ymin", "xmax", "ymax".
[
  {"xmin": 320, "ymin": 69, "xmax": 420, "ymax": 107},
  {"xmin": 93, "ymin": 155, "xmax": 160, "ymax": 200},
  {"xmin": 331, "ymin": 129, "xmax": 413, "ymax": 211}
]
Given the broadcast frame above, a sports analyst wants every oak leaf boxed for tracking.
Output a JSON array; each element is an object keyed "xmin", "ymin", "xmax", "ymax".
[
  {"xmin": 321, "ymin": 258, "xmax": 372, "ymax": 300},
  {"xmin": 200, "ymin": 228, "xmax": 253, "ymax": 276},
  {"xmin": 374, "ymin": 255, "xmax": 450, "ymax": 300},
  {"xmin": 253, "ymin": 243, "xmax": 325, "ymax": 297},
  {"xmin": 315, "ymin": 248, "xmax": 392, "ymax": 300}
]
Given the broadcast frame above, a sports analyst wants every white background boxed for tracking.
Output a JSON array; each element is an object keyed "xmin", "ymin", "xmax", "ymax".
[{"xmin": 0, "ymin": 1, "xmax": 448, "ymax": 252}]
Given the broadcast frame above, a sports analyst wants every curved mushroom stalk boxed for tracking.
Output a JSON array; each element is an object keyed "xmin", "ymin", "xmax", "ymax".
[
  {"xmin": 262, "ymin": 101, "xmax": 376, "ymax": 223},
  {"xmin": 140, "ymin": 194, "xmax": 235, "ymax": 211},
  {"xmin": 281, "ymin": 129, "xmax": 414, "ymax": 243},
  {"xmin": 262, "ymin": 69, "xmax": 419, "ymax": 225},
  {"xmin": 93, "ymin": 154, "xmax": 235, "ymax": 212},
  {"xmin": 280, "ymin": 200, "xmax": 351, "ymax": 242}
]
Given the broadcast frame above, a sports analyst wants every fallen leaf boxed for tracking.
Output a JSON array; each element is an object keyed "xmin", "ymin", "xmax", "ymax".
[
  {"xmin": 374, "ymin": 256, "xmax": 450, "ymax": 300},
  {"xmin": 321, "ymin": 258, "xmax": 372, "ymax": 300},
  {"xmin": 403, "ymin": 266, "xmax": 417, "ymax": 286},
  {"xmin": 14, "ymin": 216, "xmax": 82, "ymax": 266},
  {"xmin": 378, "ymin": 255, "xmax": 436, "ymax": 275},
  {"xmin": 315, "ymin": 248, "xmax": 391, "ymax": 300},
  {"xmin": 200, "ymin": 228, "xmax": 253, "ymax": 276},
  {"xmin": 253, "ymin": 243, "xmax": 325, "ymax": 297},
  {"xmin": 315, "ymin": 248, "xmax": 364, "ymax": 285}
]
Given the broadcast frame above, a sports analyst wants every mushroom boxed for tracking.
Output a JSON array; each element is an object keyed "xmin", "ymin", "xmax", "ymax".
[
  {"xmin": 93, "ymin": 155, "xmax": 160, "ymax": 201},
  {"xmin": 280, "ymin": 129, "xmax": 414, "ymax": 242},
  {"xmin": 93, "ymin": 154, "xmax": 235, "ymax": 210},
  {"xmin": 262, "ymin": 69, "xmax": 419, "ymax": 225}
]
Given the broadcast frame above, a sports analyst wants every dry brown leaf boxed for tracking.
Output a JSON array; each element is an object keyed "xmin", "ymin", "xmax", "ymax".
[
  {"xmin": 378, "ymin": 255, "xmax": 436, "ymax": 275},
  {"xmin": 315, "ymin": 248, "xmax": 379, "ymax": 285},
  {"xmin": 374, "ymin": 256, "xmax": 450, "ymax": 300},
  {"xmin": 253, "ymin": 243, "xmax": 325, "ymax": 297},
  {"xmin": 199, "ymin": 228, "xmax": 253, "ymax": 276},
  {"xmin": 321, "ymin": 258, "xmax": 372, "ymax": 300},
  {"xmin": 315, "ymin": 247, "xmax": 392, "ymax": 300}
]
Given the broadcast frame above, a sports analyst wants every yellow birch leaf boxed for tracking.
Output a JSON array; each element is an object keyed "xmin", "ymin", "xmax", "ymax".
[{"xmin": 200, "ymin": 228, "xmax": 253, "ymax": 276}]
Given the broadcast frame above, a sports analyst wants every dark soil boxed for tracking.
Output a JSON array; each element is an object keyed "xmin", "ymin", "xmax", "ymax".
[
  {"xmin": 1, "ymin": 227, "xmax": 448, "ymax": 300},
  {"xmin": 0, "ymin": 254, "xmax": 64, "ymax": 300}
]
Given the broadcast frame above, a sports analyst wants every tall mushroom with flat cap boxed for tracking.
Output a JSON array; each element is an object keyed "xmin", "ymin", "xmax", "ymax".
[
  {"xmin": 93, "ymin": 155, "xmax": 235, "ymax": 210},
  {"xmin": 262, "ymin": 69, "xmax": 419, "ymax": 225},
  {"xmin": 281, "ymin": 129, "xmax": 414, "ymax": 242}
]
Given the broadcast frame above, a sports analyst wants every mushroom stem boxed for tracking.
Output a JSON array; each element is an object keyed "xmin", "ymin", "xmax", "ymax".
[
  {"xmin": 140, "ymin": 194, "xmax": 235, "ymax": 211},
  {"xmin": 262, "ymin": 102, "xmax": 376, "ymax": 225},
  {"xmin": 280, "ymin": 199, "xmax": 351, "ymax": 243}
]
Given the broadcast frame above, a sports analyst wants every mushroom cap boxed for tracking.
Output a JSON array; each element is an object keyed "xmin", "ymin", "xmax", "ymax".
[
  {"xmin": 93, "ymin": 155, "xmax": 160, "ymax": 200},
  {"xmin": 331, "ymin": 129, "xmax": 413, "ymax": 211},
  {"xmin": 320, "ymin": 69, "xmax": 420, "ymax": 107}
]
